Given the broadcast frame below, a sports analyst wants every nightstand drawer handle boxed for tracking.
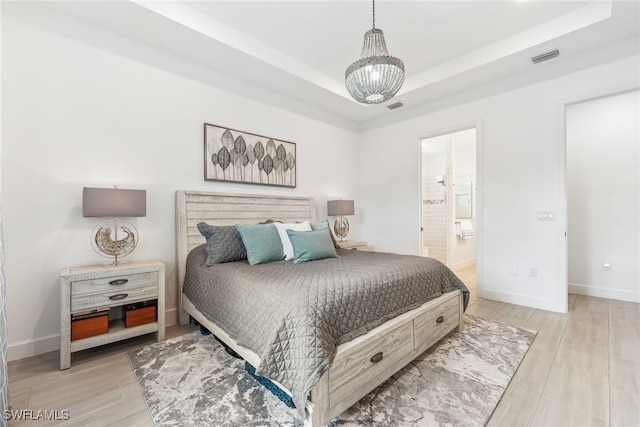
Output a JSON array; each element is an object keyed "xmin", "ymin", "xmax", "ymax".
[
  {"xmin": 109, "ymin": 293, "xmax": 128, "ymax": 300},
  {"xmin": 109, "ymin": 279, "xmax": 129, "ymax": 286},
  {"xmin": 370, "ymin": 352, "xmax": 384, "ymax": 363},
  {"xmin": 436, "ymin": 316, "xmax": 444, "ymax": 323}
]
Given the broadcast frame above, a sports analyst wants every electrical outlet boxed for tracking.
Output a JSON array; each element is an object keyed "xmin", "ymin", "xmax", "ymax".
[{"xmin": 529, "ymin": 266, "xmax": 538, "ymax": 277}]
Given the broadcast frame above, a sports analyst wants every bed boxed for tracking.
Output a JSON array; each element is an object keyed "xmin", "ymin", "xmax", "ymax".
[{"xmin": 176, "ymin": 190, "xmax": 469, "ymax": 426}]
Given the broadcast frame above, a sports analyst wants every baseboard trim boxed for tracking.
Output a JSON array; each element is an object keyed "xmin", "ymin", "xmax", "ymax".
[
  {"xmin": 7, "ymin": 333, "xmax": 59, "ymax": 362},
  {"xmin": 479, "ymin": 288, "xmax": 564, "ymax": 313},
  {"xmin": 8, "ymin": 308, "xmax": 178, "ymax": 362},
  {"xmin": 453, "ymin": 258, "xmax": 476, "ymax": 270},
  {"xmin": 165, "ymin": 307, "xmax": 177, "ymax": 327},
  {"xmin": 569, "ymin": 282, "xmax": 640, "ymax": 303}
]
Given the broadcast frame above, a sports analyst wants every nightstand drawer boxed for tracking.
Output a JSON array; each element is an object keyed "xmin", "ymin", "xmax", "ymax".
[
  {"xmin": 71, "ymin": 285, "xmax": 158, "ymax": 312},
  {"xmin": 72, "ymin": 272, "xmax": 158, "ymax": 296}
]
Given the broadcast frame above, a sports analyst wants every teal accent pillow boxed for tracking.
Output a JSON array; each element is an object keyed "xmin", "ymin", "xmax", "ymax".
[
  {"xmin": 236, "ymin": 224, "xmax": 284, "ymax": 265},
  {"xmin": 286, "ymin": 229, "xmax": 338, "ymax": 264},
  {"xmin": 310, "ymin": 220, "xmax": 339, "ymax": 248}
]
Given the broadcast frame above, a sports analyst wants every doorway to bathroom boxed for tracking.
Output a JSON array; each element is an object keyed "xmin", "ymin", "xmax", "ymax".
[{"xmin": 420, "ymin": 128, "xmax": 477, "ymax": 270}]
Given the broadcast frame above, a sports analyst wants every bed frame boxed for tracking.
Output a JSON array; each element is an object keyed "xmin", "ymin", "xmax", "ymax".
[{"xmin": 176, "ymin": 190, "xmax": 463, "ymax": 426}]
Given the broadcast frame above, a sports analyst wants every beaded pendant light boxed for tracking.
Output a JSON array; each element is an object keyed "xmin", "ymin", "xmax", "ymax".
[{"xmin": 345, "ymin": 0, "xmax": 405, "ymax": 104}]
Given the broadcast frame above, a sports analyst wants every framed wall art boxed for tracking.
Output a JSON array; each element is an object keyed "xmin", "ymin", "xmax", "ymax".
[{"xmin": 204, "ymin": 123, "xmax": 297, "ymax": 188}]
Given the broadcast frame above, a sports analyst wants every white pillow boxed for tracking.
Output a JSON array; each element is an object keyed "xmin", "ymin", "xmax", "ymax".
[{"xmin": 274, "ymin": 221, "xmax": 312, "ymax": 260}]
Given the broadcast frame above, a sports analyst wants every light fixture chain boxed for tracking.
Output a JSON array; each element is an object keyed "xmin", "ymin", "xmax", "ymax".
[{"xmin": 372, "ymin": 0, "xmax": 375, "ymax": 29}]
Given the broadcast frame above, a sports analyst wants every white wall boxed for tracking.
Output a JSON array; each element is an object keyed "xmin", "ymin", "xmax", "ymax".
[
  {"xmin": 358, "ymin": 55, "xmax": 639, "ymax": 313},
  {"xmin": 567, "ymin": 90, "xmax": 640, "ymax": 302},
  {"xmin": 1, "ymin": 5, "xmax": 359, "ymax": 360}
]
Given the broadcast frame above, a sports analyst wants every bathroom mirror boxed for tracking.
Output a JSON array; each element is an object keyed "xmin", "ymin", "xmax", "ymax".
[{"xmin": 455, "ymin": 177, "xmax": 473, "ymax": 219}]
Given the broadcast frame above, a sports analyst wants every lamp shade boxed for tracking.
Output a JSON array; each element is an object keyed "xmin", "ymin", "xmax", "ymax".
[
  {"xmin": 83, "ymin": 187, "xmax": 146, "ymax": 217},
  {"xmin": 327, "ymin": 200, "xmax": 354, "ymax": 216}
]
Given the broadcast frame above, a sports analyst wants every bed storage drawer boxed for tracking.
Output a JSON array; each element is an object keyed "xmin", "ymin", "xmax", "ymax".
[
  {"xmin": 328, "ymin": 322, "xmax": 413, "ymax": 408},
  {"xmin": 413, "ymin": 294, "xmax": 460, "ymax": 354}
]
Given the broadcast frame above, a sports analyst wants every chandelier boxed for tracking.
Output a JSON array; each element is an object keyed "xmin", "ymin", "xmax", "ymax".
[{"xmin": 345, "ymin": 0, "xmax": 405, "ymax": 104}]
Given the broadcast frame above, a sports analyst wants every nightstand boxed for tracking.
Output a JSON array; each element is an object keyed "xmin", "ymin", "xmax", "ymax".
[
  {"xmin": 60, "ymin": 260, "xmax": 165, "ymax": 369},
  {"xmin": 336, "ymin": 240, "xmax": 368, "ymax": 251}
]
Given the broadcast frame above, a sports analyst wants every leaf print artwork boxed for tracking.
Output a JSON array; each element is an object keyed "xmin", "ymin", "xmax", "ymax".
[
  {"xmin": 266, "ymin": 139, "xmax": 277, "ymax": 158},
  {"xmin": 254, "ymin": 141, "xmax": 265, "ymax": 162},
  {"xmin": 287, "ymin": 152, "xmax": 296, "ymax": 186},
  {"xmin": 234, "ymin": 136, "xmax": 246, "ymax": 156},
  {"xmin": 283, "ymin": 160, "xmax": 290, "ymax": 187},
  {"xmin": 274, "ymin": 158, "xmax": 283, "ymax": 185},
  {"xmin": 246, "ymin": 144, "xmax": 256, "ymax": 182},
  {"xmin": 221, "ymin": 129, "xmax": 234, "ymax": 150},
  {"xmin": 206, "ymin": 137, "xmax": 218, "ymax": 161},
  {"xmin": 218, "ymin": 147, "xmax": 231, "ymax": 180},
  {"xmin": 233, "ymin": 136, "xmax": 246, "ymax": 181},
  {"xmin": 253, "ymin": 142, "xmax": 265, "ymax": 183},
  {"xmin": 230, "ymin": 150, "xmax": 239, "ymax": 180},
  {"xmin": 257, "ymin": 159, "xmax": 264, "ymax": 183},
  {"xmin": 242, "ymin": 154, "xmax": 249, "ymax": 181},
  {"xmin": 210, "ymin": 153, "xmax": 219, "ymax": 179},
  {"xmin": 263, "ymin": 154, "xmax": 274, "ymax": 184},
  {"xmin": 204, "ymin": 124, "xmax": 296, "ymax": 187},
  {"xmin": 265, "ymin": 140, "xmax": 276, "ymax": 184},
  {"xmin": 276, "ymin": 144, "xmax": 287, "ymax": 185}
]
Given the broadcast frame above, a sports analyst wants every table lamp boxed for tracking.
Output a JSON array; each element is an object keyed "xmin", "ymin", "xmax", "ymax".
[
  {"xmin": 327, "ymin": 200, "xmax": 354, "ymax": 241},
  {"xmin": 83, "ymin": 187, "xmax": 146, "ymax": 265}
]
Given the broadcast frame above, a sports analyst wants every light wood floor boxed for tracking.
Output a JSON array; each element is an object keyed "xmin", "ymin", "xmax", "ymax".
[{"xmin": 7, "ymin": 265, "xmax": 639, "ymax": 426}]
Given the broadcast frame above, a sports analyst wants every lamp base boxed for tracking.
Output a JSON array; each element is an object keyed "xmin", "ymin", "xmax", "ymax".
[
  {"xmin": 333, "ymin": 216, "xmax": 350, "ymax": 241},
  {"xmin": 91, "ymin": 219, "xmax": 138, "ymax": 265}
]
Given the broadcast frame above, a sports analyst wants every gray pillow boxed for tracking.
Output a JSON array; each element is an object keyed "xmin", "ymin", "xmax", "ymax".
[
  {"xmin": 310, "ymin": 220, "xmax": 339, "ymax": 248},
  {"xmin": 236, "ymin": 223, "xmax": 284, "ymax": 265},
  {"xmin": 197, "ymin": 223, "xmax": 247, "ymax": 266},
  {"xmin": 286, "ymin": 228, "xmax": 338, "ymax": 264}
]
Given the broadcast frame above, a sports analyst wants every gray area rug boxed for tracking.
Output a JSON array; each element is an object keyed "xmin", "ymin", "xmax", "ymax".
[{"xmin": 128, "ymin": 315, "xmax": 536, "ymax": 426}]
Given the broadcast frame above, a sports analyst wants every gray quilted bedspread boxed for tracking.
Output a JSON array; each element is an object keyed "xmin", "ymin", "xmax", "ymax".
[{"xmin": 184, "ymin": 245, "xmax": 469, "ymax": 412}]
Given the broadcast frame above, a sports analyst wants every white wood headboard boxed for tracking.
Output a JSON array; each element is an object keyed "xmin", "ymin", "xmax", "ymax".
[{"xmin": 175, "ymin": 190, "xmax": 316, "ymax": 324}]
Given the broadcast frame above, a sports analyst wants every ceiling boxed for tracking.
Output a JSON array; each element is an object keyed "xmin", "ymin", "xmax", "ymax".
[{"xmin": 42, "ymin": 1, "xmax": 639, "ymax": 130}]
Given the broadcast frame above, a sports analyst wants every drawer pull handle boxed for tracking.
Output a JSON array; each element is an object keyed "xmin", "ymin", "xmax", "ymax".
[
  {"xmin": 109, "ymin": 293, "xmax": 128, "ymax": 300},
  {"xmin": 436, "ymin": 316, "xmax": 444, "ymax": 323},
  {"xmin": 370, "ymin": 352, "xmax": 384, "ymax": 363},
  {"xmin": 109, "ymin": 279, "xmax": 129, "ymax": 286}
]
